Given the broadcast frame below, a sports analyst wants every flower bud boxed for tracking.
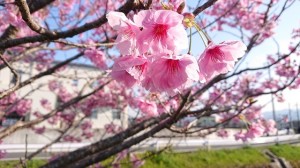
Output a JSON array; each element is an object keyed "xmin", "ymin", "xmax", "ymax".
[
  {"xmin": 182, "ymin": 13, "xmax": 195, "ymax": 28},
  {"xmin": 177, "ymin": 2, "xmax": 185, "ymax": 14}
]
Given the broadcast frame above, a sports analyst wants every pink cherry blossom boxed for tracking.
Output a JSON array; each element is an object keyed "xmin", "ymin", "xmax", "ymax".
[
  {"xmin": 130, "ymin": 153, "xmax": 145, "ymax": 168},
  {"xmin": 152, "ymin": 0, "xmax": 186, "ymax": 12},
  {"xmin": 32, "ymin": 126, "xmax": 46, "ymax": 134},
  {"xmin": 81, "ymin": 121, "xmax": 92, "ymax": 130},
  {"xmin": 104, "ymin": 123, "xmax": 122, "ymax": 134},
  {"xmin": 40, "ymin": 99, "xmax": 52, "ymax": 110},
  {"xmin": 10, "ymin": 99, "xmax": 32, "ymax": 116},
  {"xmin": 261, "ymin": 119, "xmax": 276, "ymax": 134},
  {"xmin": 234, "ymin": 131, "xmax": 247, "ymax": 142},
  {"xmin": 216, "ymin": 129, "xmax": 229, "ymax": 138},
  {"xmin": 132, "ymin": 98, "xmax": 158, "ymax": 117},
  {"xmin": 82, "ymin": 131, "xmax": 94, "ymax": 139},
  {"xmin": 84, "ymin": 49, "xmax": 107, "ymax": 70},
  {"xmin": 134, "ymin": 10, "xmax": 188, "ymax": 54},
  {"xmin": 142, "ymin": 54, "xmax": 199, "ymax": 95},
  {"xmin": 234, "ymin": 123, "xmax": 265, "ymax": 142},
  {"xmin": 244, "ymin": 106, "xmax": 262, "ymax": 121},
  {"xmin": 198, "ymin": 41, "xmax": 247, "ymax": 81},
  {"xmin": 106, "ymin": 11, "xmax": 141, "ymax": 55},
  {"xmin": 245, "ymin": 123, "xmax": 265, "ymax": 139},
  {"xmin": 63, "ymin": 135, "xmax": 81, "ymax": 142},
  {"xmin": 111, "ymin": 56, "xmax": 148, "ymax": 87}
]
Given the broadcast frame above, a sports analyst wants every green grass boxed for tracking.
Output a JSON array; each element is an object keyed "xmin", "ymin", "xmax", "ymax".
[
  {"xmin": 1, "ymin": 146, "xmax": 289, "ymax": 168},
  {"xmin": 0, "ymin": 160, "xmax": 46, "ymax": 168},
  {"xmin": 141, "ymin": 147, "xmax": 270, "ymax": 168},
  {"xmin": 269, "ymin": 144, "xmax": 300, "ymax": 160},
  {"xmin": 269, "ymin": 144, "xmax": 300, "ymax": 167}
]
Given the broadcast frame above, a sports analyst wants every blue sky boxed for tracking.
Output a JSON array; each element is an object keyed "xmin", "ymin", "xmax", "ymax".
[
  {"xmin": 186, "ymin": 0, "xmax": 300, "ymax": 118},
  {"xmin": 53, "ymin": 1, "xmax": 300, "ymax": 116}
]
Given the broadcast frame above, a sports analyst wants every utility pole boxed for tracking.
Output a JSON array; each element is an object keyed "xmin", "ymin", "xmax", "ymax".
[
  {"xmin": 296, "ymin": 103, "xmax": 300, "ymax": 133},
  {"xmin": 288, "ymin": 104, "xmax": 294, "ymax": 131},
  {"xmin": 268, "ymin": 66, "xmax": 277, "ymax": 135}
]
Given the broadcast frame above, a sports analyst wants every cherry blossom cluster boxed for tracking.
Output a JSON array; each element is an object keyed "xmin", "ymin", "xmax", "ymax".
[
  {"xmin": 107, "ymin": 149, "xmax": 144, "ymax": 168},
  {"xmin": 205, "ymin": 0, "xmax": 278, "ymax": 44},
  {"xmin": 107, "ymin": 7, "xmax": 246, "ymax": 95},
  {"xmin": 216, "ymin": 106, "xmax": 277, "ymax": 142},
  {"xmin": 201, "ymin": 74, "xmax": 278, "ymax": 141},
  {"xmin": 233, "ymin": 118, "xmax": 276, "ymax": 142},
  {"xmin": 0, "ymin": 92, "xmax": 32, "ymax": 116}
]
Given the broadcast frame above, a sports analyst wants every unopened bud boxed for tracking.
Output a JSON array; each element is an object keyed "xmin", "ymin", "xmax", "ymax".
[
  {"xmin": 182, "ymin": 13, "xmax": 195, "ymax": 28},
  {"xmin": 177, "ymin": 2, "xmax": 185, "ymax": 14}
]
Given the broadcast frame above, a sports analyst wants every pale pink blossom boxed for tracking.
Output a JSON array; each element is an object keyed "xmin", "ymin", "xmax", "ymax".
[
  {"xmin": 234, "ymin": 131, "xmax": 247, "ymax": 142},
  {"xmin": 217, "ymin": 129, "xmax": 229, "ymax": 138},
  {"xmin": 104, "ymin": 123, "xmax": 121, "ymax": 134},
  {"xmin": 63, "ymin": 135, "xmax": 81, "ymax": 142},
  {"xmin": 133, "ymin": 98, "xmax": 158, "ymax": 117},
  {"xmin": 48, "ymin": 80, "xmax": 60, "ymax": 91},
  {"xmin": 84, "ymin": 49, "xmax": 107, "ymax": 70},
  {"xmin": 106, "ymin": 11, "xmax": 141, "ymax": 55},
  {"xmin": 134, "ymin": 10, "xmax": 188, "ymax": 54},
  {"xmin": 33, "ymin": 111, "xmax": 43, "ymax": 118},
  {"xmin": 246, "ymin": 123, "xmax": 265, "ymax": 139},
  {"xmin": 198, "ymin": 41, "xmax": 246, "ymax": 81},
  {"xmin": 57, "ymin": 88, "xmax": 73, "ymax": 102},
  {"xmin": 235, "ymin": 123, "xmax": 265, "ymax": 142},
  {"xmin": 47, "ymin": 115, "xmax": 60, "ymax": 125},
  {"xmin": 61, "ymin": 112, "xmax": 76, "ymax": 123},
  {"xmin": 152, "ymin": 0, "xmax": 186, "ymax": 12},
  {"xmin": 261, "ymin": 119, "xmax": 276, "ymax": 134},
  {"xmin": 130, "ymin": 153, "xmax": 145, "ymax": 168},
  {"xmin": 10, "ymin": 99, "xmax": 32, "ymax": 116},
  {"xmin": 244, "ymin": 107, "xmax": 262, "ymax": 121},
  {"xmin": 32, "ymin": 126, "xmax": 46, "ymax": 134},
  {"xmin": 111, "ymin": 56, "xmax": 148, "ymax": 87},
  {"xmin": 40, "ymin": 99, "xmax": 52, "ymax": 110},
  {"xmin": 4, "ymin": 11, "xmax": 19, "ymax": 26},
  {"xmin": 142, "ymin": 54, "xmax": 199, "ymax": 95},
  {"xmin": 81, "ymin": 121, "xmax": 92, "ymax": 130}
]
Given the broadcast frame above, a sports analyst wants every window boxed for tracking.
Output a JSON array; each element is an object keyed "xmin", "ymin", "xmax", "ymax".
[
  {"xmin": 72, "ymin": 79, "xmax": 79, "ymax": 87},
  {"xmin": 2, "ymin": 118, "xmax": 18, "ymax": 127},
  {"xmin": 112, "ymin": 110, "xmax": 121, "ymax": 120},
  {"xmin": 10, "ymin": 70, "xmax": 25, "ymax": 84},
  {"xmin": 1, "ymin": 112, "xmax": 24, "ymax": 127},
  {"xmin": 90, "ymin": 108, "xmax": 98, "ymax": 119},
  {"xmin": 56, "ymin": 96, "xmax": 63, "ymax": 108},
  {"xmin": 90, "ymin": 80, "xmax": 99, "ymax": 89}
]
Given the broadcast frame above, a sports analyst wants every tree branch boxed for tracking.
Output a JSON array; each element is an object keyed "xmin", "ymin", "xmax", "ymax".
[
  {"xmin": 0, "ymin": 0, "xmax": 136, "ymax": 49},
  {"xmin": 15, "ymin": 0, "xmax": 57, "ymax": 36},
  {"xmin": 0, "ymin": 54, "xmax": 20, "ymax": 99},
  {"xmin": 0, "ymin": 80, "xmax": 110, "ymax": 139},
  {"xmin": 193, "ymin": 0, "xmax": 219, "ymax": 16}
]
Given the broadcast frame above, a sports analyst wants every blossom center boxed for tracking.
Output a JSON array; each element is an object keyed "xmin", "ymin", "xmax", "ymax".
[
  {"xmin": 207, "ymin": 47, "xmax": 225, "ymax": 62},
  {"xmin": 135, "ymin": 62, "xmax": 147, "ymax": 74},
  {"xmin": 123, "ymin": 27, "xmax": 135, "ymax": 39},
  {"xmin": 166, "ymin": 59, "xmax": 180, "ymax": 73},
  {"xmin": 153, "ymin": 24, "xmax": 169, "ymax": 39}
]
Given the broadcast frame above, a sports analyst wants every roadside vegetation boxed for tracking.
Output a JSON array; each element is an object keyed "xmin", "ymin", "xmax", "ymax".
[
  {"xmin": 269, "ymin": 144, "xmax": 300, "ymax": 168},
  {"xmin": 1, "ymin": 145, "xmax": 300, "ymax": 168},
  {"xmin": 0, "ymin": 160, "xmax": 46, "ymax": 168},
  {"xmin": 140, "ymin": 148, "xmax": 270, "ymax": 168}
]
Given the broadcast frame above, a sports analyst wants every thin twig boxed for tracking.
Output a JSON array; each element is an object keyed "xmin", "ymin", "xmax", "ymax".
[{"xmin": 0, "ymin": 53, "xmax": 20, "ymax": 99}]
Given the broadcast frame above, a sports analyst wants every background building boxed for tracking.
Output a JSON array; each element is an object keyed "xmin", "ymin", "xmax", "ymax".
[{"xmin": 0, "ymin": 61, "xmax": 128, "ymax": 130}]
